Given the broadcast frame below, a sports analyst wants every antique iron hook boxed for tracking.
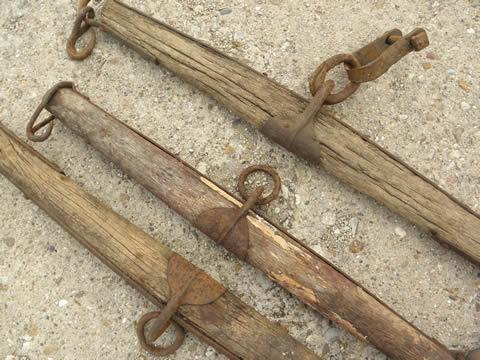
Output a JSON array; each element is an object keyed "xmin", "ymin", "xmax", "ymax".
[
  {"xmin": 136, "ymin": 254, "xmax": 226, "ymax": 356},
  {"xmin": 67, "ymin": 0, "xmax": 102, "ymax": 60},
  {"xmin": 26, "ymin": 81, "xmax": 75, "ymax": 142},
  {"xmin": 195, "ymin": 165, "xmax": 281, "ymax": 260}
]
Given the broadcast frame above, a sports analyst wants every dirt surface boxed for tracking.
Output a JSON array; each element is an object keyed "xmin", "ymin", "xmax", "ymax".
[{"xmin": 1, "ymin": 0, "xmax": 479, "ymax": 359}]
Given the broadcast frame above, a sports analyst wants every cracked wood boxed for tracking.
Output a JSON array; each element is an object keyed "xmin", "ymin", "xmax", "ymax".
[
  {"xmin": 0, "ymin": 123, "xmax": 320, "ymax": 360},
  {"xmin": 98, "ymin": 0, "xmax": 480, "ymax": 265},
  {"xmin": 46, "ymin": 88, "xmax": 455, "ymax": 360}
]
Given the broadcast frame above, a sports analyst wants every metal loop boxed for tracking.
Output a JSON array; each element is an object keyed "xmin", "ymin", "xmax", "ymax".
[
  {"xmin": 238, "ymin": 165, "xmax": 281, "ymax": 205},
  {"xmin": 309, "ymin": 53, "xmax": 361, "ymax": 105},
  {"xmin": 66, "ymin": 6, "xmax": 97, "ymax": 60},
  {"xmin": 136, "ymin": 311, "xmax": 185, "ymax": 357},
  {"xmin": 26, "ymin": 81, "xmax": 75, "ymax": 142}
]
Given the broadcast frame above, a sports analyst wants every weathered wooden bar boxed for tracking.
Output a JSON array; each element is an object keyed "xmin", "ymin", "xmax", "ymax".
[
  {"xmin": 41, "ymin": 87, "xmax": 459, "ymax": 360},
  {"xmin": 0, "ymin": 123, "xmax": 320, "ymax": 360},
  {"xmin": 86, "ymin": 0, "xmax": 480, "ymax": 264}
]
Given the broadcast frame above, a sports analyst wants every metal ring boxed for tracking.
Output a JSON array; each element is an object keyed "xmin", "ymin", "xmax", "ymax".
[
  {"xmin": 136, "ymin": 311, "xmax": 185, "ymax": 356},
  {"xmin": 26, "ymin": 81, "xmax": 75, "ymax": 142},
  {"xmin": 238, "ymin": 165, "xmax": 281, "ymax": 205},
  {"xmin": 309, "ymin": 53, "xmax": 361, "ymax": 105},
  {"xmin": 66, "ymin": 6, "xmax": 96, "ymax": 60}
]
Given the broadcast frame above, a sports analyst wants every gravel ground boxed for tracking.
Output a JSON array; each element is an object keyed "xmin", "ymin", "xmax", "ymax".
[{"xmin": 1, "ymin": 0, "xmax": 479, "ymax": 359}]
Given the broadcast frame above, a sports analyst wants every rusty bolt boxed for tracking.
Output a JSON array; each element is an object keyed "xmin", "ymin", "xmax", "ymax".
[{"xmin": 410, "ymin": 31, "xmax": 429, "ymax": 51}]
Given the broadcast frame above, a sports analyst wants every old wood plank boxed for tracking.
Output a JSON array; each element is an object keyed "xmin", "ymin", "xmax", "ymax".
[
  {"xmin": 0, "ymin": 123, "xmax": 320, "ymax": 360},
  {"xmin": 97, "ymin": 0, "xmax": 480, "ymax": 265},
  {"xmin": 46, "ymin": 88, "xmax": 456, "ymax": 360}
]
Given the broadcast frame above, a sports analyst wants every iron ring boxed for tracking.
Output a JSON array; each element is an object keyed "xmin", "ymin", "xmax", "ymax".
[{"xmin": 238, "ymin": 165, "xmax": 281, "ymax": 205}]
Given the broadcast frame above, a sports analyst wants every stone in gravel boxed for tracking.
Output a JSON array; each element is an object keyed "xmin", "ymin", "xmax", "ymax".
[
  {"xmin": 2, "ymin": 237, "xmax": 15, "ymax": 247},
  {"xmin": 398, "ymin": 114, "xmax": 408, "ymax": 121},
  {"xmin": 57, "ymin": 299, "xmax": 68, "ymax": 307},
  {"xmin": 197, "ymin": 162, "xmax": 208, "ymax": 174},
  {"xmin": 43, "ymin": 344, "xmax": 59, "ymax": 355},
  {"xmin": 467, "ymin": 28, "xmax": 475, "ymax": 34},
  {"xmin": 394, "ymin": 226, "xmax": 406, "ymax": 238},
  {"xmin": 461, "ymin": 102, "xmax": 471, "ymax": 111},
  {"xmin": 453, "ymin": 127, "xmax": 464, "ymax": 143},
  {"xmin": 322, "ymin": 212, "xmax": 336, "ymax": 226},
  {"xmin": 349, "ymin": 217, "xmax": 359, "ymax": 236},
  {"xmin": 349, "ymin": 240, "xmax": 365, "ymax": 254},
  {"xmin": 451, "ymin": 149, "xmax": 461, "ymax": 159},
  {"xmin": 458, "ymin": 80, "xmax": 470, "ymax": 92},
  {"xmin": 422, "ymin": 63, "xmax": 432, "ymax": 70},
  {"xmin": 219, "ymin": 8, "xmax": 232, "ymax": 15},
  {"xmin": 324, "ymin": 327, "xmax": 341, "ymax": 343}
]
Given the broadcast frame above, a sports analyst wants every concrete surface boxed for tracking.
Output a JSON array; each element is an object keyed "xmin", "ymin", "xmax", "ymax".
[{"xmin": 1, "ymin": 0, "xmax": 479, "ymax": 359}]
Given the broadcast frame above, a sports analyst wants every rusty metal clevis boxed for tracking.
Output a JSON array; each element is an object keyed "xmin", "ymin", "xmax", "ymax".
[{"xmin": 262, "ymin": 28, "xmax": 429, "ymax": 163}]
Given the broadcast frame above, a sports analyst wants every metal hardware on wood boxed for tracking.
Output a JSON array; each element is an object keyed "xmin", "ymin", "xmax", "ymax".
[
  {"xmin": 136, "ymin": 254, "xmax": 226, "ymax": 357},
  {"xmin": 195, "ymin": 165, "xmax": 281, "ymax": 260},
  {"xmin": 26, "ymin": 81, "xmax": 75, "ymax": 142},
  {"xmin": 309, "ymin": 28, "xmax": 429, "ymax": 105},
  {"xmin": 347, "ymin": 28, "xmax": 429, "ymax": 84},
  {"xmin": 309, "ymin": 54, "xmax": 361, "ymax": 105},
  {"xmin": 263, "ymin": 27, "xmax": 429, "ymax": 162},
  {"xmin": 67, "ymin": 0, "xmax": 103, "ymax": 60}
]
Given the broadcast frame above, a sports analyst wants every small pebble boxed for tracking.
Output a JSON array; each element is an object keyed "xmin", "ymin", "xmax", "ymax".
[
  {"xmin": 324, "ymin": 327, "xmax": 341, "ymax": 343},
  {"xmin": 197, "ymin": 162, "xmax": 208, "ymax": 174},
  {"xmin": 219, "ymin": 8, "xmax": 232, "ymax": 15},
  {"xmin": 322, "ymin": 212, "xmax": 336, "ymax": 226},
  {"xmin": 22, "ymin": 335, "xmax": 32, "ymax": 342},
  {"xmin": 458, "ymin": 80, "xmax": 470, "ymax": 92},
  {"xmin": 349, "ymin": 240, "xmax": 365, "ymax": 254},
  {"xmin": 447, "ymin": 69, "xmax": 456, "ymax": 76},
  {"xmin": 2, "ymin": 237, "xmax": 15, "ymax": 247},
  {"xmin": 394, "ymin": 226, "xmax": 406, "ymax": 238},
  {"xmin": 422, "ymin": 62, "xmax": 432, "ymax": 70},
  {"xmin": 205, "ymin": 346, "xmax": 217, "ymax": 357},
  {"xmin": 349, "ymin": 217, "xmax": 359, "ymax": 236},
  {"xmin": 467, "ymin": 28, "xmax": 475, "ymax": 34},
  {"xmin": 57, "ymin": 299, "xmax": 68, "ymax": 308},
  {"xmin": 453, "ymin": 127, "xmax": 464, "ymax": 143},
  {"xmin": 43, "ymin": 344, "xmax": 59, "ymax": 356},
  {"xmin": 398, "ymin": 114, "xmax": 408, "ymax": 121},
  {"xmin": 451, "ymin": 149, "xmax": 461, "ymax": 158},
  {"xmin": 460, "ymin": 102, "xmax": 471, "ymax": 111}
]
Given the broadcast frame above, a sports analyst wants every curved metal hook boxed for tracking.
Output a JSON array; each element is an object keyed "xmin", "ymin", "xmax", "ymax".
[
  {"xmin": 237, "ymin": 165, "xmax": 281, "ymax": 205},
  {"xmin": 66, "ymin": 6, "xmax": 97, "ymax": 60},
  {"xmin": 26, "ymin": 81, "xmax": 75, "ymax": 142},
  {"xmin": 136, "ymin": 311, "xmax": 185, "ymax": 356}
]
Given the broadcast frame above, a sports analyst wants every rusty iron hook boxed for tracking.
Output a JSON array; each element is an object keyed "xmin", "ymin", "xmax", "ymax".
[
  {"xmin": 67, "ymin": 0, "xmax": 99, "ymax": 60},
  {"xmin": 26, "ymin": 81, "xmax": 75, "ymax": 142}
]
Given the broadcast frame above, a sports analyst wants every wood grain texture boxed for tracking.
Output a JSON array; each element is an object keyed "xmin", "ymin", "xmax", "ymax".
[
  {"xmin": 46, "ymin": 88, "xmax": 456, "ymax": 360},
  {"xmin": 0, "ymin": 123, "xmax": 320, "ymax": 360},
  {"xmin": 98, "ymin": 0, "xmax": 480, "ymax": 265}
]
